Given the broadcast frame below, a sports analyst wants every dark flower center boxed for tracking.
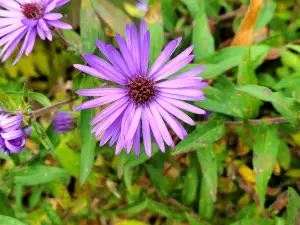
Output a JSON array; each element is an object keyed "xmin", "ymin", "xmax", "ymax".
[
  {"xmin": 127, "ymin": 76, "xmax": 156, "ymax": 105},
  {"xmin": 21, "ymin": 3, "xmax": 44, "ymax": 20}
]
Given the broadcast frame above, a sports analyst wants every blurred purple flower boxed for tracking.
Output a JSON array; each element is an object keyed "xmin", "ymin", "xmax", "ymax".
[
  {"xmin": 136, "ymin": 0, "xmax": 148, "ymax": 12},
  {"xmin": 53, "ymin": 111, "xmax": 75, "ymax": 133},
  {"xmin": 74, "ymin": 21, "xmax": 207, "ymax": 157},
  {"xmin": 0, "ymin": 111, "xmax": 31, "ymax": 154},
  {"xmin": 0, "ymin": 0, "xmax": 72, "ymax": 65}
]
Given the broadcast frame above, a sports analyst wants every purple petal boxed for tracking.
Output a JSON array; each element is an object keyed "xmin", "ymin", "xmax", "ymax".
[
  {"xmin": 171, "ymin": 65, "xmax": 206, "ymax": 80},
  {"xmin": 116, "ymin": 33, "xmax": 137, "ymax": 76},
  {"xmin": 142, "ymin": 110, "xmax": 152, "ymax": 156},
  {"xmin": 152, "ymin": 101, "xmax": 185, "ymax": 140},
  {"xmin": 149, "ymin": 102, "xmax": 174, "ymax": 148},
  {"xmin": 125, "ymin": 106, "xmax": 142, "ymax": 144},
  {"xmin": 76, "ymin": 88, "xmax": 126, "ymax": 97},
  {"xmin": 156, "ymin": 98, "xmax": 195, "ymax": 125},
  {"xmin": 25, "ymin": 28, "xmax": 37, "ymax": 56},
  {"xmin": 21, "ymin": 19, "xmax": 38, "ymax": 27},
  {"xmin": 144, "ymin": 106, "xmax": 165, "ymax": 152},
  {"xmin": 73, "ymin": 64, "xmax": 108, "ymax": 80},
  {"xmin": 133, "ymin": 122, "xmax": 141, "ymax": 156},
  {"xmin": 148, "ymin": 37, "xmax": 182, "ymax": 77},
  {"xmin": 43, "ymin": 13, "xmax": 63, "ymax": 20},
  {"xmin": 160, "ymin": 96, "xmax": 206, "ymax": 115},
  {"xmin": 74, "ymin": 93, "xmax": 127, "ymax": 111},
  {"xmin": 47, "ymin": 20, "xmax": 72, "ymax": 30}
]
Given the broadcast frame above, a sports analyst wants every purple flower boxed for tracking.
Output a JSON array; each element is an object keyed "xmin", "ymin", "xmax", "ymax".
[
  {"xmin": 0, "ymin": 0, "xmax": 72, "ymax": 65},
  {"xmin": 136, "ymin": 0, "xmax": 148, "ymax": 12},
  {"xmin": 53, "ymin": 111, "xmax": 75, "ymax": 133},
  {"xmin": 0, "ymin": 111, "xmax": 30, "ymax": 154},
  {"xmin": 74, "ymin": 21, "xmax": 207, "ymax": 157}
]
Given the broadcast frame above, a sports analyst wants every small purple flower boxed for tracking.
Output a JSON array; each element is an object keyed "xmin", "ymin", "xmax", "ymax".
[
  {"xmin": 0, "ymin": 111, "xmax": 30, "ymax": 154},
  {"xmin": 0, "ymin": 0, "xmax": 72, "ymax": 65},
  {"xmin": 74, "ymin": 21, "xmax": 207, "ymax": 157},
  {"xmin": 53, "ymin": 111, "xmax": 75, "ymax": 133},
  {"xmin": 136, "ymin": 0, "xmax": 148, "ymax": 12}
]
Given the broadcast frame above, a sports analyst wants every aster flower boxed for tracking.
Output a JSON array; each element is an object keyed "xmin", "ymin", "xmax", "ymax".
[
  {"xmin": 53, "ymin": 111, "xmax": 76, "ymax": 133},
  {"xmin": 136, "ymin": 0, "xmax": 148, "ymax": 12},
  {"xmin": 0, "ymin": 0, "xmax": 72, "ymax": 65},
  {"xmin": 74, "ymin": 21, "xmax": 207, "ymax": 157},
  {"xmin": 0, "ymin": 111, "xmax": 31, "ymax": 154}
]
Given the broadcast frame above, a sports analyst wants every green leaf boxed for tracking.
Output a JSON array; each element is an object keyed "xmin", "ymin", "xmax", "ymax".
[
  {"xmin": 0, "ymin": 191, "xmax": 14, "ymax": 217},
  {"xmin": 29, "ymin": 186, "xmax": 44, "ymax": 209},
  {"xmin": 229, "ymin": 219, "xmax": 274, "ymax": 225},
  {"xmin": 79, "ymin": 108, "xmax": 97, "ymax": 186},
  {"xmin": 237, "ymin": 45, "xmax": 260, "ymax": 119},
  {"xmin": 274, "ymin": 73, "xmax": 300, "ymax": 89},
  {"xmin": 182, "ymin": 153, "xmax": 200, "ymax": 206},
  {"xmin": 162, "ymin": 0, "xmax": 177, "ymax": 32},
  {"xmin": 204, "ymin": 45, "xmax": 270, "ymax": 66},
  {"xmin": 287, "ymin": 44, "xmax": 300, "ymax": 54},
  {"xmin": 41, "ymin": 202, "xmax": 63, "ymax": 225},
  {"xmin": 172, "ymin": 119, "xmax": 225, "ymax": 155},
  {"xmin": 185, "ymin": 213, "xmax": 212, "ymax": 225},
  {"xmin": 61, "ymin": 30, "xmax": 82, "ymax": 52},
  {"xmin": 148, "ymin": 24, "xmax": 164, "ymax": 66},
  {"xmin": 192, "ymin": 0, "xmax": 215, "ymax": 61},
  {"xmin": 253, "ymin": 125, "xmax": 279, "ymax": 209},
  {"xmin": 280, "ymin": 50, "xmax": 300, "ymax": 72},
  {"xmin": 80, "ymin": 0, "xmax": 104, "ymax": 53},
  {"xmin": 6, "ymin": 91, "xmax": 51, "ymax": 107},
  {"xmin": 12, "ymin": 166, "xmax": 70, "ymax": 186},
  {"xmin": 103, "ymin": 199, "xmax": 148, "ymax": 215},
  {"xmin": 197, "ymin": 76, "xmax": 259, "ymax": 119},
  {"xmin": 0, "ymin": 216, "xmax": 28, "ymax": 225},
  {"xmin": 22, "ymin": 83, "xmax": 29, "ymax": 102},
  {"xmin": 286, "ymin": 188, "xmax": 300, "ymax": 225},
  {"xmin": 31, "ymin": 120, "xmax": 54, "ymax": 151},
  {"xmin": 124, "ymin": 167, "xmax": 133, "ymax": 194},
  {"xmin": 196, "ymin": 143, "xmax": 218, "ymax": 220},
  {"xmin": 277, "ymin": 140, "xmax": 291, "ymax": 170},
  {"xmin": 237, "ymin": 46, "xmax": 258, "ymax": 85},
  {"xmin": 145, "ymin": 164, "xmax": 173, "ymax": 198},
  {"xmin": 275, "ymin": 217, "xmax": 285, "ymax": 225},
  {"xmin": 255, "ymin": 0, "xmax": 277, "ymax": 31},
  {"xmin": 56, "ymin": 141, "xmax": 80, "ymax": 177},
  {"xmin": 147, "ymin": 200, "xmax": 186, "ymax": 220},
  {"xmin": 237, "ymin": 85, "xmax": 298, "ymax": 125},
  {"xmin": 91, "ymin": 0, "xmax": 131, "ymax": 36},
  {"xmin": 182, "ymin": 0, "xmax": 199, "ymax": 18}
]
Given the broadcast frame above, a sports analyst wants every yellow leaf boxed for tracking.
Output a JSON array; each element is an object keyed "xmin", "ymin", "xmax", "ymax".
[
  {"xmin": 285, "ymin": 169, "xmax": 300, "ymax": 178},
  {"xmin": 273, "ymin": 161, "xmax": 281, "ymax": 176},
  {"xmin": 124, "ymin": 3, "xmax": 146, "ymax": 18},
  {"xmin": 144, "ymin": 3, "xmax": 162, "ymax": 25},
  {"xmin": 231, "ymin": 0, "xmax": 263, "ymax": 46},
  {"xmin": 115, "ymin": 220, "xmax": 149, "ymax": 225},
  {"xmin": 238, "ymin": 164, "xmax": 256, "ymax": 184}
]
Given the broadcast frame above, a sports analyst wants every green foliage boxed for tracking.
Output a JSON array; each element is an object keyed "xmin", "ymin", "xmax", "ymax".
[{"xmin": 253, "ymin": 125, "xmax": 279, "ymax": 209}]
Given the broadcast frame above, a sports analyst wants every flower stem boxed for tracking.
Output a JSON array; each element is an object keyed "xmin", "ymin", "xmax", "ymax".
[
  {"xmin": 29, "ymin": 98, "xmax": 78, "ymax": 119},
  {"xmin": 54, "ymin": 28, "xmax": 71, "ymax": 47}
]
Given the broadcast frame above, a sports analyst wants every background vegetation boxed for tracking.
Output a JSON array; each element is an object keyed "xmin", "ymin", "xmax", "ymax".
[{"xmin": 0, "ymin": 0, "xmax": 300, "ymax": 224}]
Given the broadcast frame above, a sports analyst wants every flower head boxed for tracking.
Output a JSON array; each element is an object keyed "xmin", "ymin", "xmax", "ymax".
[
  {"xmin": 74, "ymin": 21, "xmax": 207, "ymax": 157},
  {"xmin": 0, "ymin": 0, "xmax": 72, "ymax": 65},
  {"xmin": 0, "ymin": 110, "xmax": 31, "ymax": 154},
  {"xmin": 53, "ymin": 111, "xmax": 75, "ymax": 133}
]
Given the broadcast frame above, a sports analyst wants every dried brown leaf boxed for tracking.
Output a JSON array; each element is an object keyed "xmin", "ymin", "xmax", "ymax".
[{"xmin": 231, "ymin": 0, "xmax": 263, "ymax": 46}]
